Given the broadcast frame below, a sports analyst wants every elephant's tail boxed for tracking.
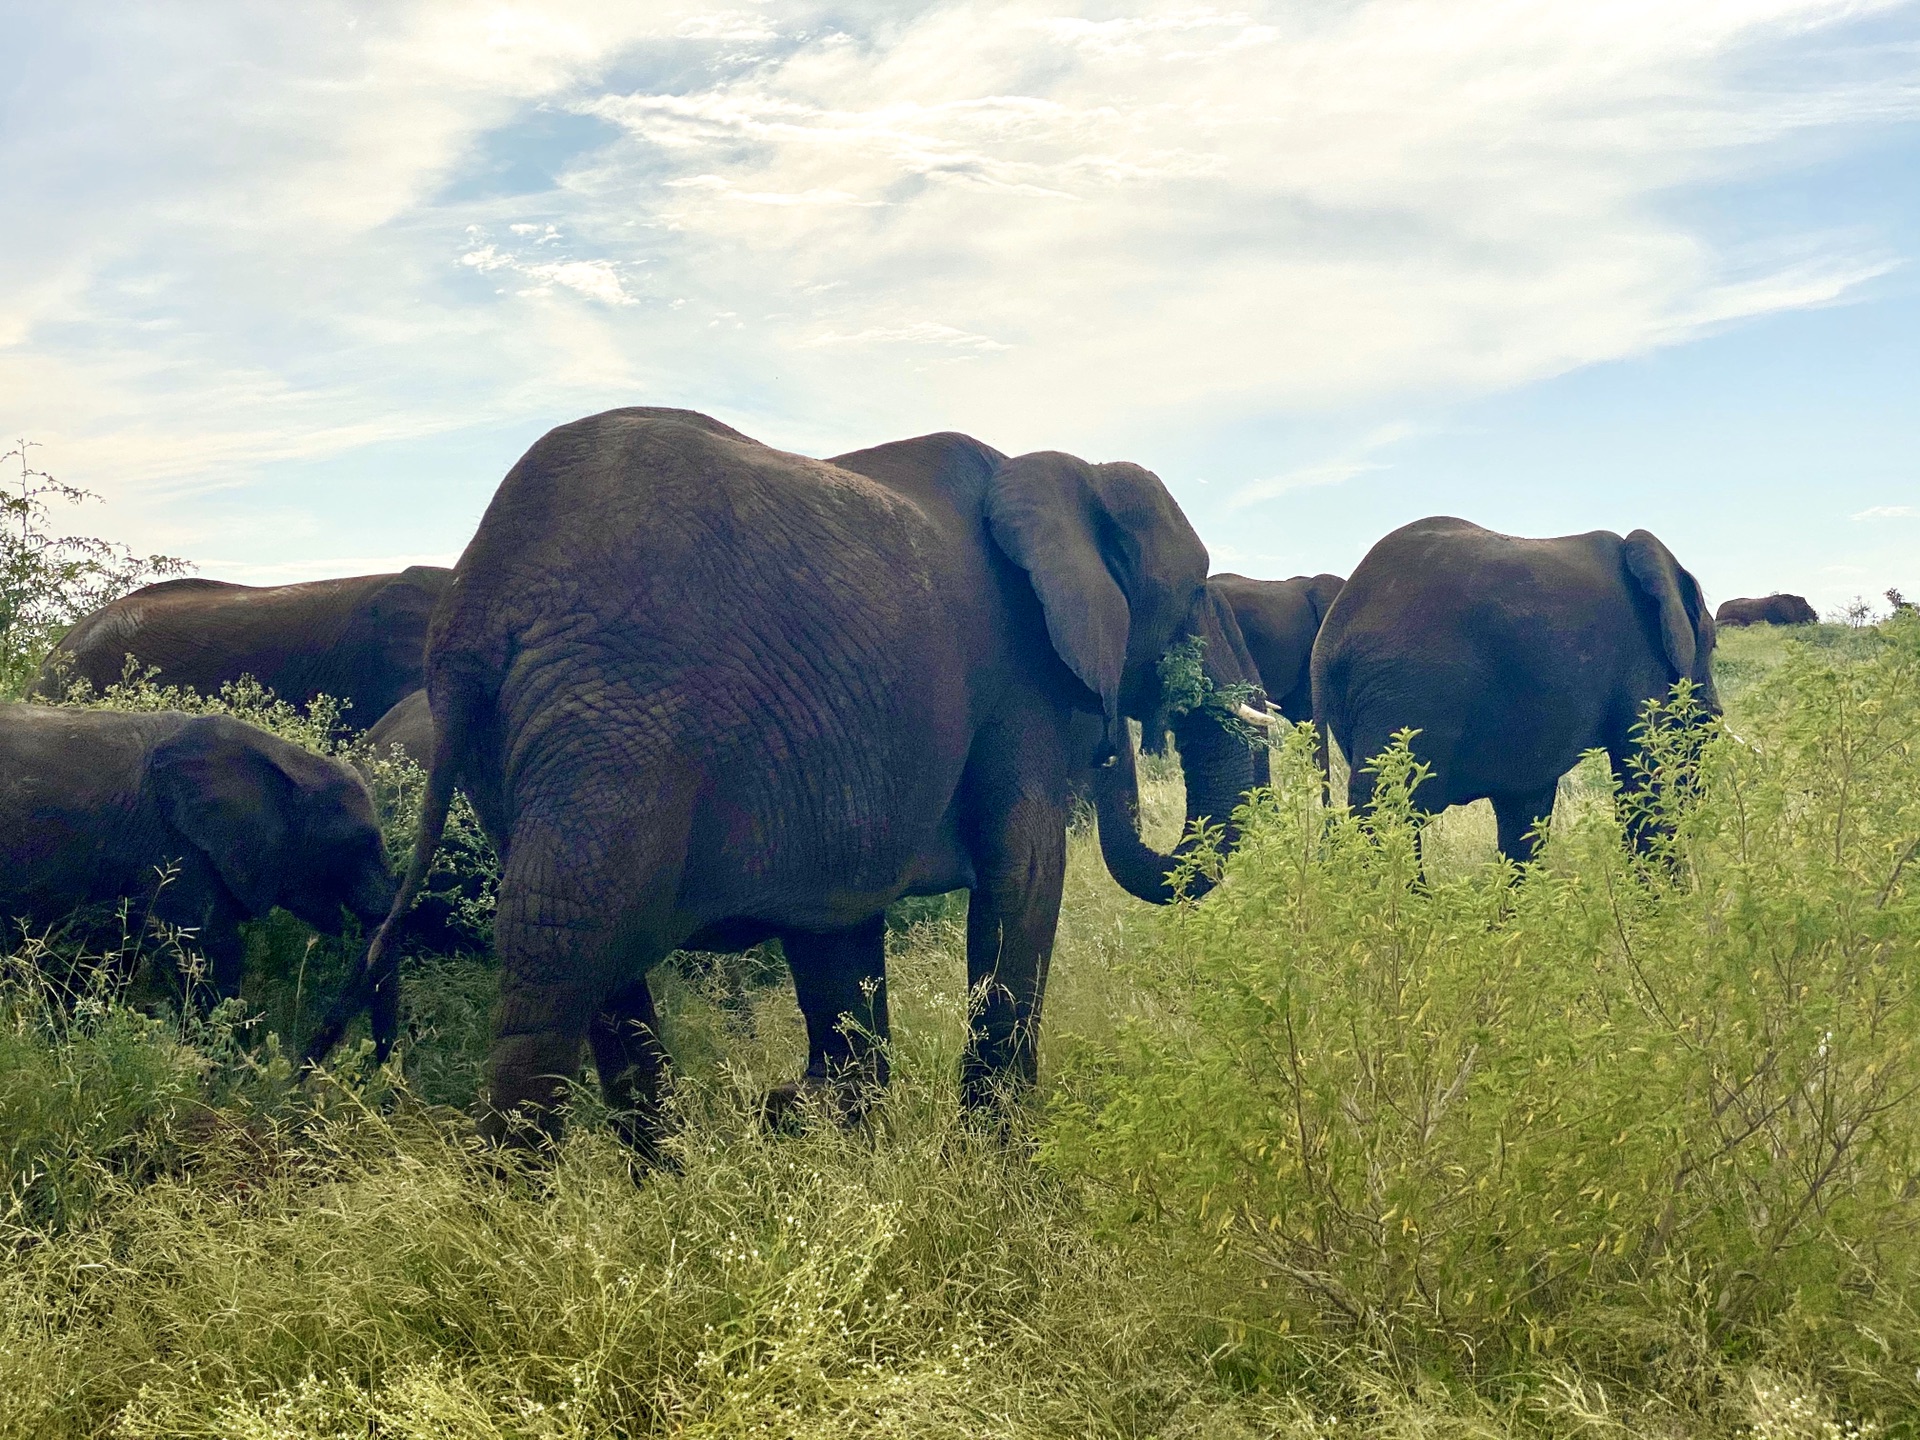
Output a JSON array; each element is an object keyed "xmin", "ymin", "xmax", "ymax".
[{"xmin": 304, "ymin": 696, "xmax": 464, "ymax": 1068}]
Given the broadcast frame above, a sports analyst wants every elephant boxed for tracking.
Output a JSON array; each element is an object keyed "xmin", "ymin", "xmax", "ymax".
[
  {"xmin": 309, "ymin": 407, "xmax": 1266, "ymax": 1151},
  {"xmin": 1715, "ymin": 593, "xmax": 1817, "ymax": 627},
  {"xmin": 1, "ymin": 703, "xmax": 396, "ymax": 999},
  {"xmin": 32, "ymin": 567, "xmax": 454, "ymax": 728},
  {"xmin": 1311, "ymin": 517, "xmax": 1718, "ymax": 863},
  {"xmin": 1213, "ymin": 573, "xmax": 1346, "ymax": 723}
]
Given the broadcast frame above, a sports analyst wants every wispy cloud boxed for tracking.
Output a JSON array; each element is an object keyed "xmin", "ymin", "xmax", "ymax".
[
  {"xmin": 799, "ymin": 322, "xmax": 1010, "ymax": 352},
  {"xmin": 1854, "ymin": 504, "xmax": 1920, "ymax": 520},
  {"xmin": 1227, "ymin": 423, "xmax": 1418, "ymax": 510}
]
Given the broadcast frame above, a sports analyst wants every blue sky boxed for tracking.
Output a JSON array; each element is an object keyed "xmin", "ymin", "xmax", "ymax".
[{"xmin": 3, "ymin": 1, "xmax": 1917, "ymax": 613}]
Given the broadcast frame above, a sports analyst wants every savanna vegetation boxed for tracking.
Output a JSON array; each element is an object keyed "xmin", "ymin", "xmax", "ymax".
[{"xmin": 4, "ymin": 505, "xmax": 1918, "ymax": 1435}]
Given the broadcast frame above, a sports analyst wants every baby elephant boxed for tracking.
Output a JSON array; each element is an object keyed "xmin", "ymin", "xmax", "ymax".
[{"xmin": 1, "ymin": 704, "xmax": 396, "ymax": 996}]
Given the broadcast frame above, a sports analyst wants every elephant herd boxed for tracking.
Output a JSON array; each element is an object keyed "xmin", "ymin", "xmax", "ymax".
[{"xmin": 5, "ymin": 406, "xmax": 1755, "ymax": 1153}]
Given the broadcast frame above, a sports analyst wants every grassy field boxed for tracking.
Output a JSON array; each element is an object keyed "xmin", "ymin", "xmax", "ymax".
[{"xmin": 4, "ymin": 617, "xmax": 1917, "ymax": 1437}]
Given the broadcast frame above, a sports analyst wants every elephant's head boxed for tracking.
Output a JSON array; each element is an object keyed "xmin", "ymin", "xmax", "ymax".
[
  {"xmin": 152, "ymin": 715, "xmax": 397, "ymax": 933},
  {"xmin": 986, "ymin": 452, "xmax": 1267, "ymax": 904}
]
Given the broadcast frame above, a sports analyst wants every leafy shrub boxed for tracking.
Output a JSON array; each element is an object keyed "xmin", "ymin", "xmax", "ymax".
[
  {"xmin": 0, "ymin": 441, "xmax": 189, "ymax": 698},
  {"xmin": 0, "ymin": 932, "xmax": 331, "ymax": 1236},
  {"xmin": 1048, "ymin": 615, "xmax": 1920, "ymax": 1420},
  {"xmin": 0, "ymin": 948, "xmax": 206, "ymax": 1234}
]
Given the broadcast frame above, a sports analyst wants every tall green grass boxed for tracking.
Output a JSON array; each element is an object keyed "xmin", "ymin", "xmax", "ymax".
[{"xmin": 2, "ymin": 621, "xmax": 1915, "ymax": 1436}]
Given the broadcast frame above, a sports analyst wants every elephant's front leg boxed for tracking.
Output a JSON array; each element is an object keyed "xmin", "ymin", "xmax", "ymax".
[
  {"xmin": 961, "ymin": 785, "xmax": 1069, "ymax": 1112},
  {"xmin": 157, "ymin": 882, "xmax": 245, "ymax": 1009},
  {"xmin": 771, "ymin": 916, "xmax": 889, "ymax": 1124}
]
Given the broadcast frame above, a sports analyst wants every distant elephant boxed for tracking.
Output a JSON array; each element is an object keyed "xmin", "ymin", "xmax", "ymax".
[
  {"xmin": 1715, "ymin": 593, "xmax": 1817, "ymax": 627},
  {"xmin": 311, "ymin": 408, "xmax": 1265, "ymax": 1151},
  {"xmin": 33, "ymin": 567, "xmax": 454, "ymax": 728},
  {"xmin": 1312, "ymin": 517, "xmax": 1718, "ymax": 862},
  {"xmin": 1, "ymin": 703, "xmax": 396, "ymax": 997}
]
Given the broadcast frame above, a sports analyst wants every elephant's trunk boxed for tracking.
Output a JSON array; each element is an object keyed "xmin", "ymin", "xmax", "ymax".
[{"xmin": 1094, "ymin": 707, "xmax": 1258, "ymax": 904}]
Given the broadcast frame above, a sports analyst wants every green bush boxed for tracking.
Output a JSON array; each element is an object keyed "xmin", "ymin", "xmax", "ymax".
[
  {"xmin": 0, "ymin": 949, "xmax": 206, "ymax": 1234},
  {"xmin": 1047, "ymin": 615, "xmax": 1920, "ymax": 1420},
  {"xmin": 0, "ymin": 441, "xmax": 189, "ymax": 699}
]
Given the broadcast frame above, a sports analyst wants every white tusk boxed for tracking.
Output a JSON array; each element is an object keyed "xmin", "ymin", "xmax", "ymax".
[{"xmin": 1235, "ymin": 704, "xmax": 1277, "ymax": 727}]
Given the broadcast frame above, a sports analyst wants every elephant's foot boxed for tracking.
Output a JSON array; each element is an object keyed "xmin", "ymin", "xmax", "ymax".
[
  {"xmin": 606, "ymin": 1099, "xmax": 680, "ymax": 1174},
  {"xmin": 761, "ymin": 1068, "xmax": 885, "ymax": 1134}
]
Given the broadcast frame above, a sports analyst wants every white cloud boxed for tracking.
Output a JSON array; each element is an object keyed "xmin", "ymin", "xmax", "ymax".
[
  {"xmin": 1227, "ymin": 423, "xmax": 1418, "ymax": 509},
  {"xmin": 800, "ymin": 322, "xmax": 1010, "ymax": 351},
  {"xmin": 1854, "ymin": 504, "xmax": 1920, "ymax": 520},
  {"xmin": 1, "ymin": 0, "xmax": 1916, "ymax": 570},
  {"xmin": 675, "ymin": 12, "xmax": 781, "ymax": 42}
]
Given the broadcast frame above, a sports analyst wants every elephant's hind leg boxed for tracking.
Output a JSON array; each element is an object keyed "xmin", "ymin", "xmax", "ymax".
[
  {"xmin": 482, "ymin": 802, "xmax": 687, "ymax": 1150},
  {"xmin": 769, "ymin": 916, "xmax": 890, "ymax": 1126},
  {"xmin": 1492, "ymin": 784, "xmax": 1558, "ymax": 864},
  {"xmin": 589, "ymin": 975, "xmax": 674, "ymax": 1162}
]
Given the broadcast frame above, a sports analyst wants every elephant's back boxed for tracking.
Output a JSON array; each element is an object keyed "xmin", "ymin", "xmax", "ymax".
[
  {"xmin": 1329, "ymin": 518, "xmax": 1631, "ymax": 633},
  {"xmin": 436, "ymin": 408, "xmax": 972, "ymax": 796},
  {"xmin": 0, "ymin": 702, "xmax": 166, "ymax": 784},
  {"xmin": 0, "ymin": 705, "xmax": 178, "ymax": 894},
  {"xmin": 1314, "ymin": 519, "xmax": 1637, "ymax": 730},
  {"xmin": 447, "ymin": 408, "xmax": 946, "ymax": 646},
  {"xmin": 42, "ymin": 572, "xmax": 405, "ymax": 701}
]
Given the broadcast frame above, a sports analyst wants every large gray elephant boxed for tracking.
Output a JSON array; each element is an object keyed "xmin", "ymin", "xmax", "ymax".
[
  {"xmin": 1, "ymin": 703, "xmax": 395, "ymax": 997},
  {"xmin": 1715, "ymin": 593, "xmax": 1817, "ymax": 627},
  {"xmin": 1311, "ymin": 517, "xmax": 1718, "ymax": 862},
  {"xmin": 311, "ymin": 408, "xmax": 1264, "ymax": 1150},
  {"xmin": 33, "ymin": 567, "xmax": 453, "ymax": 727}
]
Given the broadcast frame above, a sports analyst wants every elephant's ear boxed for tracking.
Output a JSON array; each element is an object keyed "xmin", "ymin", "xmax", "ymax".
[
  {"xmin": 364, "ymin": 568, "xmax": 449, "ymax": 636},
  {"xmin": 986, "ymin": 451, "xmax": 1209, "ymax": 754},
  {"xmin": 1304, "ymin": 573, "xmax": 1345, "ymax": 627},
  {"xmin": 986, "ymin": 452, "xmax": 1133, "ymax": 750},
  {"xmin": 343, "ymin": 567, "xmax": 450, "ymax": 688},
  {"xmin": 151, "ymin": 716, "xmax": 293, "ymax": 917},
  {"xmin": 1622, "ymin": 529, "xmax": 1712, "ymax": 679}
]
